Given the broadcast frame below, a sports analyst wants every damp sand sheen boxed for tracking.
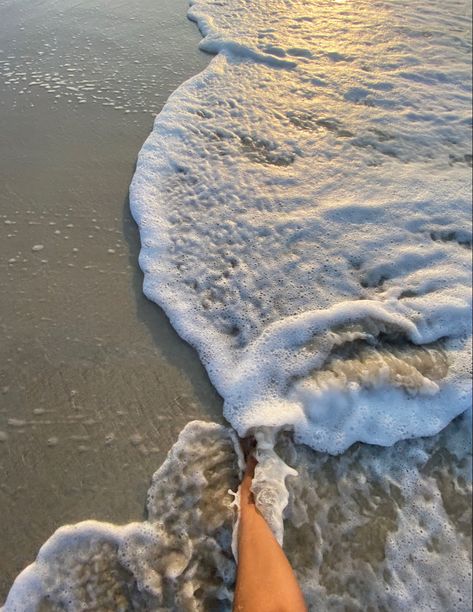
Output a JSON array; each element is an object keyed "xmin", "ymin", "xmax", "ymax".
[{"xmin": 3, "ymin": 0, "xmax": 472, "ymax": 610}]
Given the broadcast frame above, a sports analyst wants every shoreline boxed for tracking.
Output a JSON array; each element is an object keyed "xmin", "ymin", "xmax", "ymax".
[{"xmin": 1, "ymin": 0, "xmax": 471, "ymax": 607}]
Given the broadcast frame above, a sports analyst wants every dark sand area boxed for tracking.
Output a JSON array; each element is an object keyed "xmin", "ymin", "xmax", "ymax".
[{"xmin": 0, "ymin": 0, "xmax": 219, "ymax": 597}]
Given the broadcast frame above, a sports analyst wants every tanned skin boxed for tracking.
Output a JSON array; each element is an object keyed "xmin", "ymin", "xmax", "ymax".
[{"xmin": 233, "ymin": 453, "xmax": 308, "ymax": 612}]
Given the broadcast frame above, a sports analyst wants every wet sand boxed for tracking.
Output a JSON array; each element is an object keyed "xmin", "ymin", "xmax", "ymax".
[{"xmin": 0, "ymin": 0, "xmax": 219, "ymax": 598}]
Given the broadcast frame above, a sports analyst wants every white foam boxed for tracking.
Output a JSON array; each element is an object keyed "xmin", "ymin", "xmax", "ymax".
[
  {"xmin": 131, "ymin": 0, "xmax": 472, "ymax": 453},
  {"xmin": 3, "ymin": 415, "xmax": 471, "ymax": 610},
  {"xmin": 3, "ymin": 422, "xmax": 240, "ymax": 611},
  {"xmin": 280, "ymin": 409, "xmax": 473, "ymax": 611},
  {"xmin": 251, "ymin": 427, "xmax": 298, "ymax": 545}
]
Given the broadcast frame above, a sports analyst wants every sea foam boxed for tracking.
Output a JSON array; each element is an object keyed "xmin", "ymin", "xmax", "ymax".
[
  {"xmin": 3, "ymin": 415, "xmax": 472, "ymax": 610},
  {"xmin": 130, "ymin": 0, "xmax": 472, "ymax": 453}
]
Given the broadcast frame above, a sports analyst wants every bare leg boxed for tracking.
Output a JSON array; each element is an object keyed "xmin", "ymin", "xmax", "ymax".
[{"xmin": 233, "ymin": 453, "xmax": 307, "ymax": 612}]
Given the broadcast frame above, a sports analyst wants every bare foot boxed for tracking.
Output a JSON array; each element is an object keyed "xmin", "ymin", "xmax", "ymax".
[
  {"xmin": 239, "ymin": 436, "xmax": 257, "ymax": 480},
  {"xmin": 240, "ymin": 435, "xmax": 256, "ymax": 461}
]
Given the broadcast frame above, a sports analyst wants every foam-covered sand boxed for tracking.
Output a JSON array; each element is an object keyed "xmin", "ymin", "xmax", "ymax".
[
  {"xmin": 131, "ymin": 0, "xmax": 471, "ymax": 452},
  {"xmin": 3, "ymin": 415, "xmax": 472, "ymax": 610}
]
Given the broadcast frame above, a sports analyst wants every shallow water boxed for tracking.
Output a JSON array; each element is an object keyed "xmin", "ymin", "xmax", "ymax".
[
  {"xmin": 132, "ymin": 0, "xmax": 472, "ymax": 452},
  {"xmin": 3, "ymin": 415, "xmax": 471, "ymax": 610}
]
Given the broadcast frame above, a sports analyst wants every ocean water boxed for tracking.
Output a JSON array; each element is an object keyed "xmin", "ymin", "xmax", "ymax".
[
  {"xmin": 3, "ymin": 417, "xmax": 472, "ymax": 610},
  {"xmin": 131, "ymin": 0, "xmax": 472, "ymax": 452},
  {"xmin": 4, "ymin": 0, "xmax": 472, "ymax": 610}
]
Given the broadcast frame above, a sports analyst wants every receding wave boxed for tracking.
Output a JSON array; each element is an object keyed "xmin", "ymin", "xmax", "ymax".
[{"xmin": 130, "ymin": 0, "xmax": 472, "ymax": 453}]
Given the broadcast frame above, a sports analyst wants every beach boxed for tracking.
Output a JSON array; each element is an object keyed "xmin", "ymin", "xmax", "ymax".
[
  {"xmin": 0, "ymin": 0, "xmax": 219, "ymax": 598},
  {"xmin": 1, "ymin": 0, "xmax": 471, "ymax": 608}
]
